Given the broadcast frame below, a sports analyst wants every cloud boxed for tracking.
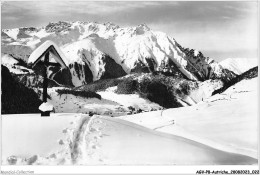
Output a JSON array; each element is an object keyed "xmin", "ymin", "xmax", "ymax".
[
  {"xmin": 1, "ymin": 1, "xmax": 178, "ymax": 27},
  {"xmin": 70, "ymin": 1, "xmax": 167, "ymax": 15},
  {"xmin": 2, "ymin": 1, "xmax": 255, "ymax": 27},
  {"xmin": 2, "ymin": 1, "xmax": 175, "ymax": 18}
]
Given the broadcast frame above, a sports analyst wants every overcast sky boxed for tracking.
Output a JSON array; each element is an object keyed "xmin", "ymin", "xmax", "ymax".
[{"xmin": 1, "ymin": 1, "xmax": 258, "ymax": 61}]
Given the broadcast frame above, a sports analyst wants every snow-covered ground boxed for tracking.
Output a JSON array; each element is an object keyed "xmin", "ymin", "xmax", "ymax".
[
  {"xmin": 1, "ymin": 78, "xmax": 258, "ymax": 165},
  {"xmin": 2, "ymin": 113, "xmax": 77, "ymax": 165},
  {"xmin": 1, "ymin": 114, "xmax": 257, "ymax": 165},
  {"xmin": 46, "ymin": 86, "xmax": 162, "ymax": 116},
  {"xmin": 119, "ymin": 77, "xmax": 259, "ymax": 159}
]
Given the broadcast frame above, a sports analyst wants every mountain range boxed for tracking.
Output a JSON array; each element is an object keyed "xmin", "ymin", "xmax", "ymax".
[{"xmin": 2, "ymin": 21, "xmax": 238, "ymax": 87}]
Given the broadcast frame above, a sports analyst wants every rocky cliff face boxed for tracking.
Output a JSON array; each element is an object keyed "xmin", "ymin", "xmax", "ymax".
[
  {"xmin": 176, "ymin": 42, "xmax": 237, "ymax": 82},
  {"xmin": 2, "ymin": 21, "xmax": 236, "ymax": 87}
]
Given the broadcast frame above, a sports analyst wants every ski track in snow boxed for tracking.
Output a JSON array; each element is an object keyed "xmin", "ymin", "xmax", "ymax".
[
  {"xmin": 70, "ymin": 115, "xmax": 107, "ymax": 164},
  {"xmin": 70, "ymin": 115, "xmax": 92, "ymax": 164},
  {"xmin": 69, "ymin": 115, "xmax": 106, "ymax": 164}
]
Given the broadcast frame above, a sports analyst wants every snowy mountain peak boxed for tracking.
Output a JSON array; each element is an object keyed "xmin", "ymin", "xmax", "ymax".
[
  {"xmin": 103, "ymin": 22, "xmax": 120, "ymax": 30},
  {"xmin": 45, "ymin": 21, "xmax": 72, "ymax": 33},
  {"xmin": 135, "ymin": 23, "xmax": 150, "ymax": 34}
]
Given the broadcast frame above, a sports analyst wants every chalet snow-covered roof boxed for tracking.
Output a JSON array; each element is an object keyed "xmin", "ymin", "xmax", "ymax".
[{"xmin": 28, "ymin": 40, "xmax": 68, "ymax": 68}]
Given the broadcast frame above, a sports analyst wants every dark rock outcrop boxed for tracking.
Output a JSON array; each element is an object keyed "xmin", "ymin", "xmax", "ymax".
[
  {"xmin": 100, "ymin": 55, "xmax": 127, "ymax": 79},
  {"xmin": 176, "ymin": 41, "xmax": 237, "ymax": 81},
  {"xmin": 1, "ymin": 65, "xmax": 42, "ymax": 114}
]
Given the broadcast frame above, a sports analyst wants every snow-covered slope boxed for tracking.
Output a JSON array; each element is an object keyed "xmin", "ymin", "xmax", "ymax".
[
  {"xmin": 1, "ymin": 53, "xmax": 19, "ymax": 65},
  {"xmin": 2, "ymin": 21, "xmax": 235, "ymax": 86},
  {"xmin": 119, "ymin": 77, "xmax": 258, "ymax": 159},
  {"xmin": 1, "ymin": 53, "xmax": 34, "ymax": 74},
  {"xmin": 2, "ymin": 114, "xmax": 256, "ymax": 165},
  {"xmin": 220, "ymin": 58, "xmax": 258, "ymax": 75}
]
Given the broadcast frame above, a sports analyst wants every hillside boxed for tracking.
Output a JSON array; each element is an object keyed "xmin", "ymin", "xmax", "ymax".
[
  {"xmin": 212, "ymin": 66, "xmax": 258, "ymax": 95},
  {"xmin": 119, "ymin": 76, "xmax": 259, "ymax": 160}
]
